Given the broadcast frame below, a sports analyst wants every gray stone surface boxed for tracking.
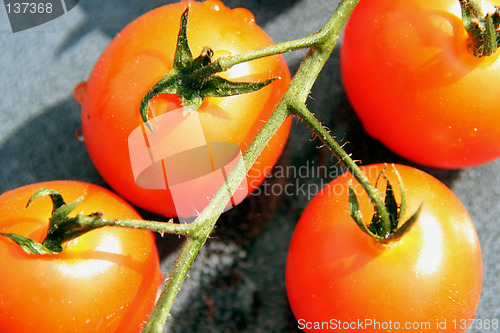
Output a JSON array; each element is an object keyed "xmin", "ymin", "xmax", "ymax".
[{"xmin": 1, "ymin": 1, "xmax": 498, "ymax": 332}]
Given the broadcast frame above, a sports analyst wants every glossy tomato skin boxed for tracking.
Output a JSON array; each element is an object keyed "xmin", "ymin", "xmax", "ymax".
[
  {"xmin": 340, "ymin": 0, "xmax": 500, "ymax": 169},
  {"xmin": 286, "ymin": 164, "xmax": 482, "ymax": 332},
  {"xmin": 0, "ymin": 181, "xmax": 162, "ymax": 333},
  {"xmin": 78, "ymin": 0, "xmax": 292, "ymax": 217}
]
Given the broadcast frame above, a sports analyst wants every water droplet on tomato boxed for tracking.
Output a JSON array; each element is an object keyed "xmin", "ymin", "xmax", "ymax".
[
  {"xmin": 73, "ymin": 81, "xmax": 87, "ymax": 104},
  {"xmin": 233, "ymin": 8, "xmax": 255, "ymax": 24},
  {"xmin": 452, "ymin": 137, "xmax": 463, "ymax": 148},
  {"xmin": 205, "ymin": 0, "xmax": 222, "ymax": 11},
  {"xmin": 470, "ymin": 128, "xmax": 478, "ymax": 137},
  {"xmin": 75, "ymin": 128, "xmax": 84, "ymax": 142}
]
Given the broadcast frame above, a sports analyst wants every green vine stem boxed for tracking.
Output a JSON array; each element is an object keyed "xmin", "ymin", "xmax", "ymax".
[
  {"xmin": 291, "ymin": 104, "xmax": 392, "ymax": 233},
  {"xmin": 76, "ymin": 216, "xmax": 194, "ymax": 237}
]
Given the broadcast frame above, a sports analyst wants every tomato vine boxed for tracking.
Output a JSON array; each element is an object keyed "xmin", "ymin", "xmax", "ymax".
[
  {"xmin": 139, "ymin": 0, "xmax": 393, "ymax": 331},
  {"xmin": 140, "ymin": 0, "xmax": 491, "ymax": 329}
]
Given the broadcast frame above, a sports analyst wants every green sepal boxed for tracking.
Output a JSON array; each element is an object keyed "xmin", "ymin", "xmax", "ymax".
[
  {"xmin": 368, "ymin": 172, "xmax": 398, "ymax": 238},
  {"xmin": 26, "ymin": 187, "xmax": 86, "ymax": 235},
  {"xmin": 4, "ymin": 188, "xmax": 107, "ymax": 255},
  {"xmin": 139, "ymin": 5, "xmax": 280, "ymax": 132},
  {"xmin": 139, "ymin": 72, "xmax": 179, "ymax": 132},
  {"xmin": 383, "ymin": 174, "xmax": 398, "ymax": 232},
  {"xmin": 382, "ymin": 203, "xmax": 423, "ymax": 243},
  {"xmin": 392, "ymin": 165, "xmax": 406, "ymax": 228},
  {"xmin": 173, "ymin": 5, "xmax": 194, "ymax": 70},
  {"xmin": 459, "ymin": 0, "xmax": 500, "ymax": 57},
  {"xmin": 200, "ymin": 76, "xmax": 279, "ymax": 98},
  {"xmin": 348, "ymin": 181, "xmax": 380, "ymax": 240},
  {"xmin": 348, "ymin": 165, "xmax": 423, "ymax": 243},
  {"xmin": 0, "ymin": 233, "xmax": 59, "ymax": 255},
  {"xmin": 461, "ymin": 0, "xmax": 486, "ymax": 31},
  {"xmin": 50, "ymin": 195, "xmax": 85, "ymax": 229},
  {"xmin": 26, "ymin": 188, "xmax": 66, "ymax": 212}
]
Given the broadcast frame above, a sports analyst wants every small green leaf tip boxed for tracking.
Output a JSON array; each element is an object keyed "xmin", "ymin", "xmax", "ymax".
[
  {"xmin": 460, "ymin": 0, "xmax": 500, "ymax": 57},
  {"xmin": 0, "ymin": 233, "xmax": 60, "ymax": 255}
]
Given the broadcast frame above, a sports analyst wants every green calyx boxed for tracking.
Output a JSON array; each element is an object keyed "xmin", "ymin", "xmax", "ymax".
[
  {"xmin": 348, "ymin": 165, "xmax": 423, "ymax": 244},
  {"xmin": 139, "ymin": 5, "xmax": 279, "ymax": 131},
  {"xmin": 0, "ymin": 188, "xmax": 104, "ymax": 255},
  {"xmin": 460, "ymin": 0, "xmax": 500, "ymax": 57}
]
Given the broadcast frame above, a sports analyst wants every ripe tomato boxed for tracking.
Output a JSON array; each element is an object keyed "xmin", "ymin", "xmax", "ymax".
[
  {"xmin": 286, "ymin": 164, "xmax": 482, "ymax": 332},
  {"xmin": 0, "ymin": 181, "xmax": 162, "ymax": 333},
  {"xmin": 76, "ymin": 0, "xmax": 291, "ymax": 217},
  {"xmin": 340, "ymin": 0, "xmax": 500, "ymax": 169}
]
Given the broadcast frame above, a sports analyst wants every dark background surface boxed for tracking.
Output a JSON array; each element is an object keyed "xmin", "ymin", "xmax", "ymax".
[{"xmin": 1, "ymin": 1, "xmax": 498, "ymax": 332}]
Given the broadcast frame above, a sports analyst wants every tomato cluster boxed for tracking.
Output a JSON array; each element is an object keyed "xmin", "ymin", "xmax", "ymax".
[{"xmin": 1, "ymin": 0, "xmax": 493, "ymax": 332}]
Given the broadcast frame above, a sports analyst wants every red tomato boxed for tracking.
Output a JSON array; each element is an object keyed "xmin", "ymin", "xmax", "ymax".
[
  {"xmin": 286, "ymin": 164, "xmax": 482, "ymax": 332},
  {"xmin": 340, "ymin": 0, "xmax": 500, "ymax": 169},
  {"xmin": 76, "ymin": 0, "xmax": 291, "ymax": 217},
  {"xmin": 0, "ymin": 181, "xmax": 162, "ymax": 333}
]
